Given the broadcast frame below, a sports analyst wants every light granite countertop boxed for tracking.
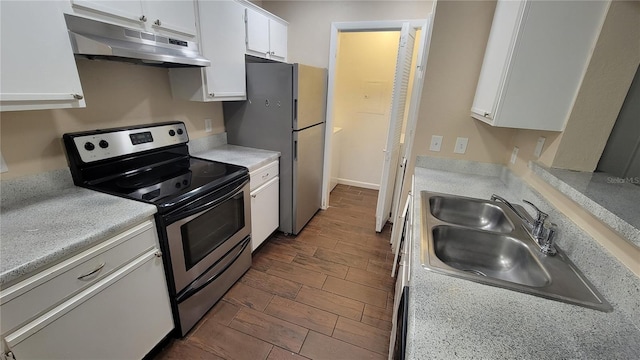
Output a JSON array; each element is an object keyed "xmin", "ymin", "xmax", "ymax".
[
  {"xmin": 0, "ymin": 170, "xmax": 156, "ymax": 287},
  {"xmin": 193, "ymin": 144, "xmax": 280, "ymax": 172},
  {"xmin": 407, "ymin": 157, "xmax": 640, "ymax": 359},
  {"xmin": 530, "ymin": 162, "xmax": 640, "ymax": 247}
]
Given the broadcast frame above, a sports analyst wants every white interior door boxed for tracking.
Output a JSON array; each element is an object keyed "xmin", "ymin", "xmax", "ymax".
[
  {"xmin": 375, "ymin": 23, "xmax": 416, "ymax": 232},
  {"xmin": 389, "ymin": 18, "xmax": 434, "ymax": 247}
]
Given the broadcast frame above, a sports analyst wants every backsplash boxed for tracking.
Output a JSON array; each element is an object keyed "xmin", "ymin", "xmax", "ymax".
[{"xmin": 0, "ymin": 59, "xmax": 224, "ymax": 180}]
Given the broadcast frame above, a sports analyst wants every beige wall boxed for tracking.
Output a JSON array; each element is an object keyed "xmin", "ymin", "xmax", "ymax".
[
  {"xmin": 333, "ymin": 31, "xmax": 400, "ymax": 187},
  {"xmin": 409, "ymin": 0, "xmax": 514, "ymax": 168},
  {"xmin": 551, "ymin": 0, "xmax": 640, "ymax": 172},
  {"xmin": 0, "ymin": 59, "xmax": 224, "ymax": 180},
  {"xmin": 261, "ymin": 0, "xmax": 435, "ymax": 68}
]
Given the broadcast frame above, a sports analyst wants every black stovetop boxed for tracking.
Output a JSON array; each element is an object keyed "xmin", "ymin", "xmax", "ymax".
[{"xmin": 86, "ymin": 156, "xmax": 247, "ymax": 211}]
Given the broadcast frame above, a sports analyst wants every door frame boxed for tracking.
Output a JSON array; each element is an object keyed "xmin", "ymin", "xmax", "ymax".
[{"xmin": 321, "ymin": 19, "xmax": 428, "ymax": 211}]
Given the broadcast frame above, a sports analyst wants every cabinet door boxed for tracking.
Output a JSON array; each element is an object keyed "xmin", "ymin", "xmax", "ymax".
[
  {"xmin": 251, "ymin": 177, "xmax": 279, "ymax": 252},
  {"xmin": 470, "ymin": 0, "xmax": 524, "ymax": 123},
  {"xmin": 0, "ymin": 1, "xmax": 85, "ymax": 112},
  {"xmin": 201, "ymin": 0, "xmax": 247, "ymax": 100},
  {"xmin": 245, "ymin": 7, "xmax": 270, "ymax": 57},
  {"xmin": 144, "ymin": 0, "xmax": 197, "ymax": 38},
  {"xmin": 4, "ymin": 250, "xmax": 173, "ymax": 360},
  {"xmin": 269, "ymin": 20, "xmax": 288, "ymax": 61},
  {"xmin": 70, "ymin": 0, "xmax": 144, "ymax": 23}
]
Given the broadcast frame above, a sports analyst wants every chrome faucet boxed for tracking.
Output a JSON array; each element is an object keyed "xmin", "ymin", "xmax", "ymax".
[{"xmin": 490, "ymin": 194, "xmax": 557, "ymax": 255}]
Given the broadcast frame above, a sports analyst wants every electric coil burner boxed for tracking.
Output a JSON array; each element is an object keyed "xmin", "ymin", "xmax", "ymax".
[{"xmin": 63, "ymin": 122, "xmax": 252, "ymax": 336}]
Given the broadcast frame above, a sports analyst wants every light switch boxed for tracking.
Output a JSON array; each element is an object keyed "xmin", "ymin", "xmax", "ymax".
[
  {"xmin": 429, "ymin": 135, "xmax": 443, "ymax": 152},
  {"xmin": 454, "ymin": 137, "xmax": 468, "ymax": 154},
  {"xmin": 533, "ymin": 137, "xmax": 546, "ymax": 158},
  {"xmin": 0, "ymin": 152, "xmax": 7, "ymax": 173},
  {"xmin": 510, "ymin": 147, "xmax": 519, "ymax": 164}
]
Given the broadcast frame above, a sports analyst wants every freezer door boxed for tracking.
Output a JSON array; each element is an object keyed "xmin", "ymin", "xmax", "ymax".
[
  {"xmin": 292, "ymin": 123, "xmax": 325, "ymax": 234},
  {"xmin": 293, "ymin": 64, "xmax": 328, "ymax": 130}
]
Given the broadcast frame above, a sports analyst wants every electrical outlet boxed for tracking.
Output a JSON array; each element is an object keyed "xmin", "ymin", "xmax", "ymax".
[
  {"xmin": 429, "ymin": 135, "xmax": 443, "ymax": 152},
  {"xmin": 534, "ymin": 137, "xmax": 546, "ymax": 158},
  {"xmin": 510, "ymin": 146, "xmax": 519, "ymax": 164},
  {"xmin": 204, "ymin": 119, "xmax": 213, "ymax": 133},
  {"xmin": 454, "ymin": 137, "xmax": 468, "ymax": 154}
]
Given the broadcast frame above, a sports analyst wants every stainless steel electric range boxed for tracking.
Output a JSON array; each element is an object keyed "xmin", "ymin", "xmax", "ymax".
[{"xmin": 63, "ymin": 121, "xmax": 251, "ymax": 336}]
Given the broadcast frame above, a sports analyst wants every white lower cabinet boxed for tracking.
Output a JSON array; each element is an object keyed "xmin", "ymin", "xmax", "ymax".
[
  {"xmin": 0, "ymin": 220, "xmax": 173, "ymax": 360},
  {"xmin": 251, "ymin": 176, "xmax": 280, "ymax": 251},
  {"xmin": 249, "ymin": 160, "xmax": 280, "ymax": 251}
]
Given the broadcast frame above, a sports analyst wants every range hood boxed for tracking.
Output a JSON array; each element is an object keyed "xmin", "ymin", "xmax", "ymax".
[{"xmin": 64, "ymin": 14, "xmax": 210, "ymax": 68}]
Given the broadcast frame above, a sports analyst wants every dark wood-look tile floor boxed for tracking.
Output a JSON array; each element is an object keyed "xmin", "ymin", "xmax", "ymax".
[{"xmin": 154, "ymin": 185, "xmax": 394, "ymax": 360}]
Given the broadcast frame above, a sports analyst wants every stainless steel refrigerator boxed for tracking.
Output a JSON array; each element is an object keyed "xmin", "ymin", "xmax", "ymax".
[{"xmin": 224, "ymin": 62, "xmax": 327, "ymax": 235}]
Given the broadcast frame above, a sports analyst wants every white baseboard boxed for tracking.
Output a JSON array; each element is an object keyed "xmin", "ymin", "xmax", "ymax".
[{"xmin": 336, "ymin": 178, "xmax": 380, "ymax": 190}]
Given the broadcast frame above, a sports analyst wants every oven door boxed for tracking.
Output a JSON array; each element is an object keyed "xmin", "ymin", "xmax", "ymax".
[{"xmin": 164, "ymin": 177, "xmax": 251, "ymax": 293}]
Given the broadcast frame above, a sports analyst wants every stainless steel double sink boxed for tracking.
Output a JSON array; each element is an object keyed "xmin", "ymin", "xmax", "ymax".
[{"xmin": 421, "ymin": 191, "xmax": 612, "ymax": 312}]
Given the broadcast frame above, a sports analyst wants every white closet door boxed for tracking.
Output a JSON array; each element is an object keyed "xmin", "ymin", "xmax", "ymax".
[
  {"xmin": 389, "ymin": 17, "xmax": 433, "ymax": 247},
  {"xmin": 375, "ymin": 23, "xmax": 416, "ymax": 232}
]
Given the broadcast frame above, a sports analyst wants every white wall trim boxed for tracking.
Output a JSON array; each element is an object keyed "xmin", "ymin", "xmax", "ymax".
[
  {"xmin": 321, "ymin": 19, "xmax": 428, "ymax": 210},
  {"xmin": 336, "ymin": 178, "xmax": 380, "ymax": 191}
]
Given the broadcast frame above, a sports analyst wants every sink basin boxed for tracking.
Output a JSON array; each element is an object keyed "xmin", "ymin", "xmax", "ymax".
[
  {"xmin": 421, "ymin": 191, "xmax": 612, "ymax": 312},
  {"xmin": 432, "ymin": 226, "xmax": 550, "ymax": 287},
  {"xmin": 429, "ymin": 196, "xmax": 514, "ymax": 233}
]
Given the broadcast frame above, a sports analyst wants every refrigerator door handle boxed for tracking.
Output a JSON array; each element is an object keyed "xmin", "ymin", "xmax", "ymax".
[
  {"xmin": 294, "ymin": 140, "xmax": 298, "ymax": 160},
  {"xmin": 293, "ymin": 99, "xmax": 298, "ymax": 126}
]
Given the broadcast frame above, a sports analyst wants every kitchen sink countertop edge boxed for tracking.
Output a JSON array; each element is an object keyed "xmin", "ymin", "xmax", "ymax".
[
  {"xmin": 407, "ymin": 158, "xmax": 640, "ymax": 359},
  {"xmin": 0, "ymin": 169, "xmax": 157, "ymax": 287}
]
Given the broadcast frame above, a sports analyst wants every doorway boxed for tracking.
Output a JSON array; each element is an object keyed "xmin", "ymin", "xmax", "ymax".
[
  {"xmin": 329, "ymin": 31, "xmax": 402, "ymax": 191},
  {"xmin": 321, "ymin": 19, "xmax": 433, "ymax": 236}
]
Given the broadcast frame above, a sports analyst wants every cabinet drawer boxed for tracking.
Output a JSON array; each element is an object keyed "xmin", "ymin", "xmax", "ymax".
[
  {"xmin": 5, "ymin": 249, "xmax": 173, "ymax": 359},
  {"xmin": 0, "ymin": 220, "xmax": 157, "ymax": 335},
  {"xmin": 250, "ymin": 160, "xmax": 279, "ymax": 191}
]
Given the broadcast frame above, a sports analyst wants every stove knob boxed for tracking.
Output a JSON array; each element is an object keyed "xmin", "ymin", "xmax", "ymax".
[
  {"xmin": 99, "ymin": 140, "xmax": 109, "ymax": 149},
  {"xmin": 177, "ymin": 128, "xmax": 184, "ymax": 135},
  {"xmin": 175, "ymin": 182, "xmax": 181, "ymax": 188},
  {"xmin": 84, "ymin": 142, "xmax": 95, "ymax": 151},
  {"xmin": 169, "ymin": 130, "xmax": 176, "ymax": 136},
  {"xmin": 182, "ymin": 180, "xmax": 188, "ymax": 186}
]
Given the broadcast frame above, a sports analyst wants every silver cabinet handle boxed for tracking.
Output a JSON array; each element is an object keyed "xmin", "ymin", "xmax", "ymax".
[
  {"xmin": 72, "ymin": 94, "xmax": 83, "ymax": 100},
  {"xmin": 77, "ymin": 262, "xmax": 106, "ymax": 280},
  {"xmin": 208, "ymin": 93, "xmax": 215, "ymax": 98},
  {"xmin": 155, "ymin": 250, "xmax": 163, "ymax": 258},
  {"xmin": 154, "ymin": 19, "xmax": 161, "ymax": 26},
  {"xmin": 262, "ymin": 173, "xmax": 269, "ymax": 179},
  {"xmin": 251, "ymin": 194, "xmax": 256, "ymax": 198},
  {"xmin": 139, "ymin": 15, "xmax": 147, "ymax": 22}
]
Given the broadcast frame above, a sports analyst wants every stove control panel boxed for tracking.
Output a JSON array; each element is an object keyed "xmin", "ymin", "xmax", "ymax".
[{"xmin": 69, "ymin": 122, "xmax": 189, "ymax": 163}]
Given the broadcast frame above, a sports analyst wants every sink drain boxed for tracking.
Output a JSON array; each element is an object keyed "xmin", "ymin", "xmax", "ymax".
[{"xmin": 463, "ymin": 269, "xmax": 487, "ymax": 276}]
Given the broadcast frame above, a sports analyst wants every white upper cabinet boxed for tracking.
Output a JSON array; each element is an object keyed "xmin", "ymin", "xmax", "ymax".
[
  {"xmin": 244, "ymin": 5, "xmax": 288, "ymax": 62},
  {"xmin": 471, "ymin": 0, "xmax": 609, "ymax": 131},
  {"xmin": 245, "ymin": 7, "xmax": 271, "ymax": 56},
  {"xmin": 143, "ymin": 0, "xmax": 197, "ymax": 37},
  {"xmin": 69, "ymin": 0, "xmax": 144, "ymax": 24},
  {"xmin": 169, "ymin": 0, "xmax": 288, "ymax": 102},
  {"xmin": 0, "ymin": 1, "xmax": 85, "ymax": 112},
  {"xmin": 268, "ymin": 19, "xmax": 288, "ymax": 62},
  {"xmin": 69, "ymin": 0, "xmax": 197, "ymax": 38},
  {"xmin": 169, "ymin": 0, "xmax": 246, "ymax": 101}
]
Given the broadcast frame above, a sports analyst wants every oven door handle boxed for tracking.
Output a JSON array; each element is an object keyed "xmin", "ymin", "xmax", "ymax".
[
  {"xmin": 164, "ymin": 179, "xmax": 248, "ymax": 223},
  {"xmin": 176, "ymin": 236, "xmax": 251, "ymax": 303}
]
